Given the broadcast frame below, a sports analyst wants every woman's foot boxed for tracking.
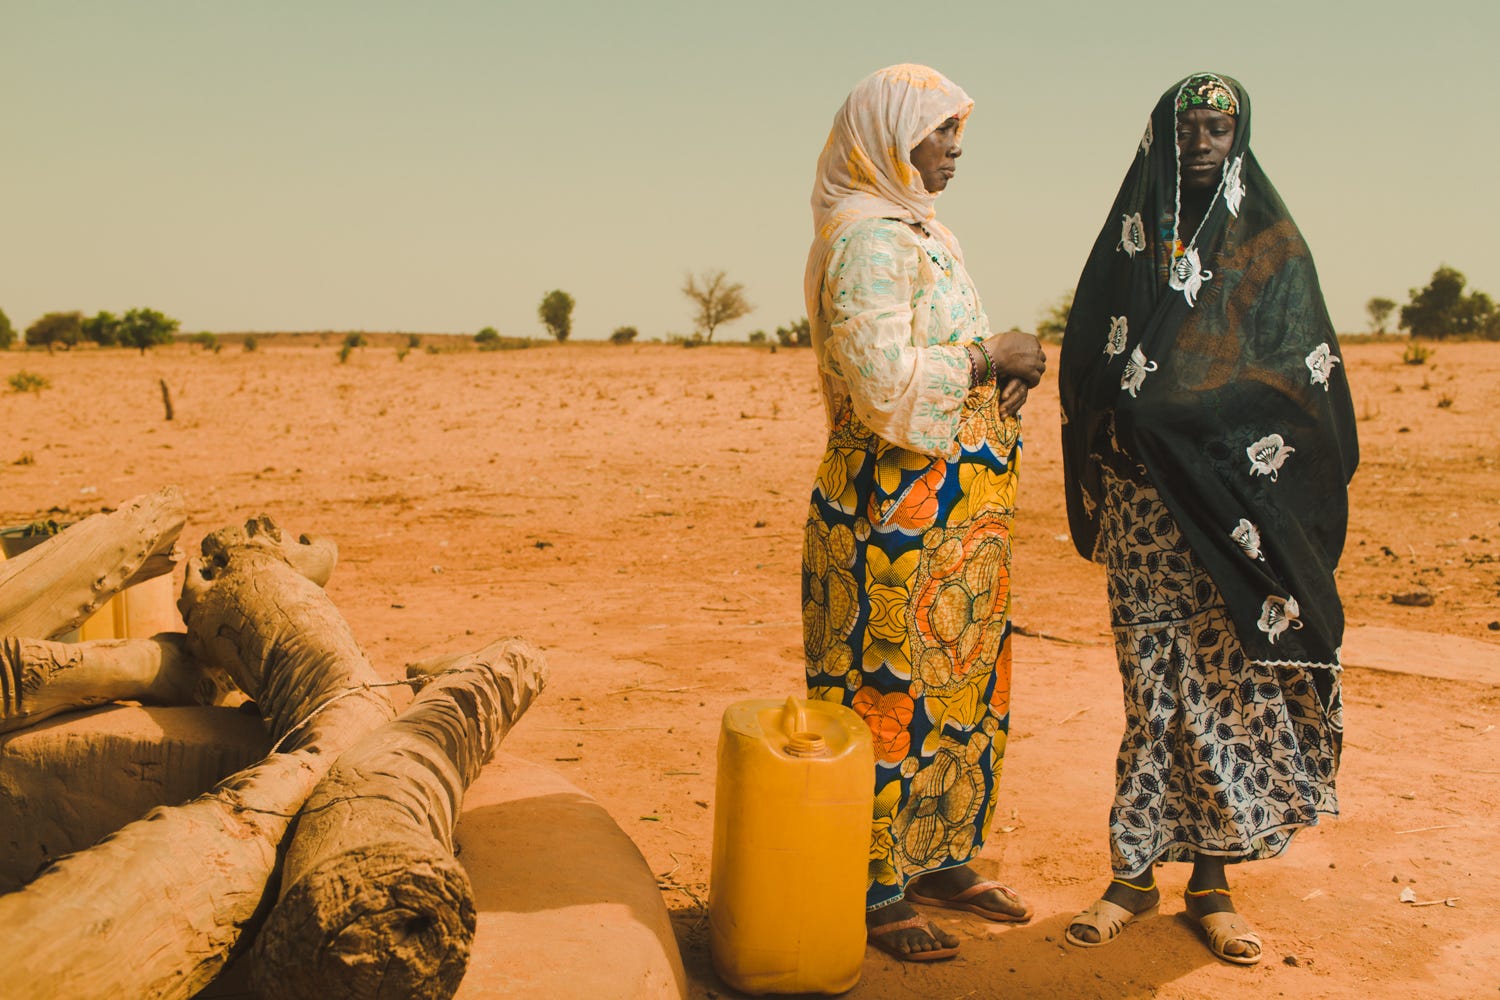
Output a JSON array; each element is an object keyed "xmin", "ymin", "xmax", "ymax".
[
  {"xmin": 906, "ymin": 865, "xmax": 1032, "ymax": 922},
  {"xmin": 1183, "ymin": 887, "xmax": 1262, "ymax": 965},
  {"xmin": 1065, "ymin": 876, "xmax": 1160, "ymax": 947},
  {"xmin": 866, "ymin": 901, "xmax": 960, "ymax": 962}
]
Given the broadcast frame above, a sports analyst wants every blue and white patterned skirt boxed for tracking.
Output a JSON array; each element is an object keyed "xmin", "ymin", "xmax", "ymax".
[{"xmin": 1098, "ymin": 469, "xmax": 1342, "ymax": 878}]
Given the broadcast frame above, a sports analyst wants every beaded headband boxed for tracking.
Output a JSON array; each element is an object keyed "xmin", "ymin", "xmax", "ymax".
[{"xmin": 1176, "ymin": 74, "xmax": 1238, "ymax": 117}]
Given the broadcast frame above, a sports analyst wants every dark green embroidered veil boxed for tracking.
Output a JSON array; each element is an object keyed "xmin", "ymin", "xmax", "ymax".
[{"xmin": 1058, "ymin": 73, "xmax": 1359, "ymax": 671}]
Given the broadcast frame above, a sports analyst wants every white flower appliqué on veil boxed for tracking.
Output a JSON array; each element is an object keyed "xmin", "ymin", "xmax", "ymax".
[
  {"xmin": 1168, "ymin": 245, "xmax": 1212, "ymax": 307},
  {"xmin": 1120, "ymin": 346, "xmax": 1158, "ymax": 397},
  {"xmin": 1119, "ymin": 213, "xmax": 1146, "ymax": 257},
  {"xmin": 1246, "ymin": 433, "xmax": 1295, "ymax": 481},
  {"xmin": 1104, "ymin": 316, "xmax": 1128, "ymax": 359},
  {"xmin": 1222, "ymin": 154, "xmax": 1246, "ymax": 217},
  {"xmin": 1257, "ymin": 594, "xmax": 1303, "ymax": 644},
  {"xmin": 1305, "ymin": 343, "xmax": 1340, "ymax": 390},
  {"xmin": 1230, "ymin": 518, "xmax": 1263, "ymax": 560}
]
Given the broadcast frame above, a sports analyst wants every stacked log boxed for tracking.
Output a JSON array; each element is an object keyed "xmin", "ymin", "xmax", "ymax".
[
  {"xmin": 0, "ymin": 633, "xmax": 225, "ymax": 734},
  {"xmin": 251, "ymin": 638, "xmax": 548, "ymax": 1000},
  {"xmin": 0, "ymin": 515, "xmax": 395, "ymax": 1000},
  {"xmin": 0, "ymin": 497, "xmax": 552, "ymax": 1000}
]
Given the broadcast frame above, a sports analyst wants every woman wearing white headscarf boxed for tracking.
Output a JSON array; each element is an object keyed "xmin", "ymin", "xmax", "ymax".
[{"xmin": 802, "ymin": 63, "xmax": 1046, "ymax": 963}]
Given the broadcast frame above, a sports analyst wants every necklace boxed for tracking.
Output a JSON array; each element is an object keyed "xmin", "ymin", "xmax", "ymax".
[{"xmin": 1169, "ymin": 162, "xmax": 1226, "ymax": 307}]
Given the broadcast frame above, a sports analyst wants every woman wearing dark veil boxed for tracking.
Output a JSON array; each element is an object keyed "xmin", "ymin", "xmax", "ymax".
[{"xmin": 1058, "ymin": 73, "xmax": 1358, "ymax": 965}]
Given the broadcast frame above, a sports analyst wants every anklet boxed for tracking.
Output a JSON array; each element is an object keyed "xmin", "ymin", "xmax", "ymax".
[
  {"xmin": 1185, "ymin": 887, "xmax": 1232, "ymax": 898},
  {"xmin": 1110, "ymin": 876, "xmax": 1156, "ymax": 893}
]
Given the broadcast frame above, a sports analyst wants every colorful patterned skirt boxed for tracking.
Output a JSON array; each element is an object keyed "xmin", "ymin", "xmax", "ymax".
[
  {"xmin": 802, "ymin": 388, "xmax": 1020, "ymax": 911},
  {"xmin": 1098, "ymin": 467, "xmax": 1342, "ymax": 879}
]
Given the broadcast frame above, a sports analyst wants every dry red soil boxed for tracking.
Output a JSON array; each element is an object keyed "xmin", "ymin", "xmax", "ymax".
[{"xmin": 2, "ymin": 338, "xmax": 1497, "ymax": 999}]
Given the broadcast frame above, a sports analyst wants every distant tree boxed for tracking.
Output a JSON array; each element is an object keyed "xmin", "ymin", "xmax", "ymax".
[
  {"xmin": 82, "ymin": 311, "xmax": 122, "ymax": 346},
  {"xmin": 1400, "ymin": 266, "xmax": 1495, "ymax": 339},
  {"xmin": 474, "ymin": 326, "xmax": 501, "ymax": 348},
  {"xmin": 682, "ymin": 269, "xmax": 752, "ymax": 342},
  {"xmin": 25, "ymin": 311, "xmax": 83, "ymax": 352},
  {"xmin": 343, "ymin": 331, "xmax": 366, "ymax": 349},
  {"xmin": 610, "ymin": 325, "xmax": 638, "ymax": 344},
  {"xmin": 0, "ymin": 308, "xmax": 15, "ymax": 350},
  {"xmin": 407, "ymin": 333, "xmax": 422, "ymax": 349},
  {"xmin": 538, "ymin": 290, "xmax": 575, "ymax": 342},
  {"xmin": 1036, "ymin": 291, "xmax": 1073, "ymax": 342},
  {"xmin": 1365, "ymin": 296, "xmax": 1397, "ymax": 335},
  {"xmin": 774, "ymin": 317, "xmax": 811, "ymax": 348},
  {"xmin": 118, "ymin": 307, "xmax": 179, "ymax": 354},
  {"xmin": 191, "ymin": 331, "xmax": 220, "ymax": 352},
  {"xmin": 747, "ymin": 329, "xmax": 767, "ymax": 344}
]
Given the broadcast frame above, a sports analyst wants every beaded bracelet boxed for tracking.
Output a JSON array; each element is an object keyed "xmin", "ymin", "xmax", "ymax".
[
  {"xmin": 966, "ymin": 346, "xmax": 982, "ymax": 387},
  {"xmin": 978, "ymin": 340, "xmax": 997, "ymax": 382}
]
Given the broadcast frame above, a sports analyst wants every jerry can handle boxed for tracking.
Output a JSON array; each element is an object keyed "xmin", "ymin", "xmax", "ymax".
[{"xmin": 781, "ymin": 696, "xmax": 831, "ymax": 758}]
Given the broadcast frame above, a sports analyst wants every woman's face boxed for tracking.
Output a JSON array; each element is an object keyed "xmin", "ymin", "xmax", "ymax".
[
  {"xmin": 1176, "ymin": 108, "xmax": 1236, "ymax": 192},
  {"xmin": 909, "ymin": 116, "xmax": 962, "ymax": 193}
]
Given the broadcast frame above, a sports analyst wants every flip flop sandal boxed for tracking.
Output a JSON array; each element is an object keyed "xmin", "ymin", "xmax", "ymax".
[
  {"xmin": 1191, "ymin": 910, "xmax": 1263, "ymax": 966},
  {"xmin": 906, "ymin": 879, "xmax": 1034, "ymax": 923},
  {"xmin": 1064, "ymin": 897, "xmax": 1159, "ymax": 948},
  {"xmin": 866, "ymin": 915, "xmax": 960, "ymax": 962}
]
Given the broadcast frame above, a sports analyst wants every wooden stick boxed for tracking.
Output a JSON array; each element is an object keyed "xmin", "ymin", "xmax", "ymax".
[
  {"xmin": 250, "ymin": 637, "xmax": 548, "ymax": 1000},
  {"xmin": 0, "ymin": 486, "xmax": 185, "ymax": 640},
  {"xmin": 0, "ymin": 633, "xmax": 237, "ymax": 735}
]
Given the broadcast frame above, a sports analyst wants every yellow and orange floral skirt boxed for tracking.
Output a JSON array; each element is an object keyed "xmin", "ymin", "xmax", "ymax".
[{"xmin": 803, "ymin": 390, "xmax": 1021, "ymax": 910}]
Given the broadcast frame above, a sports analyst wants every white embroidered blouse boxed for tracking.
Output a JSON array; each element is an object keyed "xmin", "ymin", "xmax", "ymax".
[{"xmin": 815, "ymin": 218, "xmax": 991, "ymax": 458}]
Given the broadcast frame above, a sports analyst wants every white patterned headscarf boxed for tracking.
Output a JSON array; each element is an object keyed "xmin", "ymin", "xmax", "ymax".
[{"xmin": 803, "ymin": 64, "xmax": 974, "ymax": 348}]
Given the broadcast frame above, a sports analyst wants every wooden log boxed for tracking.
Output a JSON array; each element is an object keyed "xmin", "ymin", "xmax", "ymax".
[
  {"xmin": 0, "ymin": 705, "xmax": 270, "ymax": 892},
  {"xmin": 190, "ymin": 513, "xmax": 337, "ymax": 594},
  {"xmin": 0, "ymin": 486, "xmax": 186, "ymax": 640},
  {"xmin": 250, "ymin": 638, "xmax": 548, "ymax": 1000},
  {"xmin": 0, "ymin": 517, "xmax": 396, "ymax": 1000},
  {"xmin": 0, "ymin": 633, "xmax": 241, "ymax": 735}
]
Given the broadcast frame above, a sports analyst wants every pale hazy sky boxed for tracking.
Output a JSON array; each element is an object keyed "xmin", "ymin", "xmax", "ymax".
[{"xmin": 5, "ymin": 1, "xmax": 1495, "ymax": 339}]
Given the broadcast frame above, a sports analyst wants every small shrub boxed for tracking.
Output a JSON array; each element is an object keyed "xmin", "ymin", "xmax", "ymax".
[
  {"xmin": 774, "ymin": 318, "xmax": 811, "ymax": 348},
  {"xmin": 15, "ymin": 518, "xmax": 67, "ymax": 537},
  {"xmin": 1402, "ymin": 341, "xmax": 1431, "ymax": 365},
  {"xmin": 243, "ymin": 335, "xmax": 258, "ymax": 352},
  {"xmin": 747, "ymin": 329, "xmax": 767, "ymax": 344},
  {"xmin": 343, "ymin": 332, "xmax": 366, "ymax": 349},
  {"xmin": 338, "ymin": 344, "xmax": 353, "ymax": 364},
  {"xmin": 395, "ymin": 345, "xmax": 410, "ymax": 362},
  {"xmin": 407, "ymin": 334, "xmax": 422, "ymax": 349},
  {"xmin": 191, "ymin": 331, "xmax": 219, "ymax": 352},
  {"xmin": 13, "ymin": 451, "xmax": 35, "ymax": 465},
  {"xmin": 475, "ymin": 328, "xmax": 531, "ymax": 351},
  {"xmin": 7, "ymin": 371, "xmax": 50, "ymax": 394},
  {"xmin": 610, "ymin": 325, "xmax": 639, "ymax": 345},
  {"xmin": 1437, "ymin": 394, "xmax": 1454, "ymax": 408}
]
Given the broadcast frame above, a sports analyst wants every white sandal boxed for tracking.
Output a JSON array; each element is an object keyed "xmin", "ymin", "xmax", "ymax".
[
  {"xmin": 1065, "ymin": 897, "xmax": 1158, "ymax": 948},
  {"xmin": 1193, "ymin": 909, "xmax": 1263, "ymax": 965}
]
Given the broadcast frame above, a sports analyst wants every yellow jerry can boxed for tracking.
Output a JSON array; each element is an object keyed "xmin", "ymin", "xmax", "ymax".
[{"xmin": 709, "ymin": 697, "xmax": 874, "ymax": 995}]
